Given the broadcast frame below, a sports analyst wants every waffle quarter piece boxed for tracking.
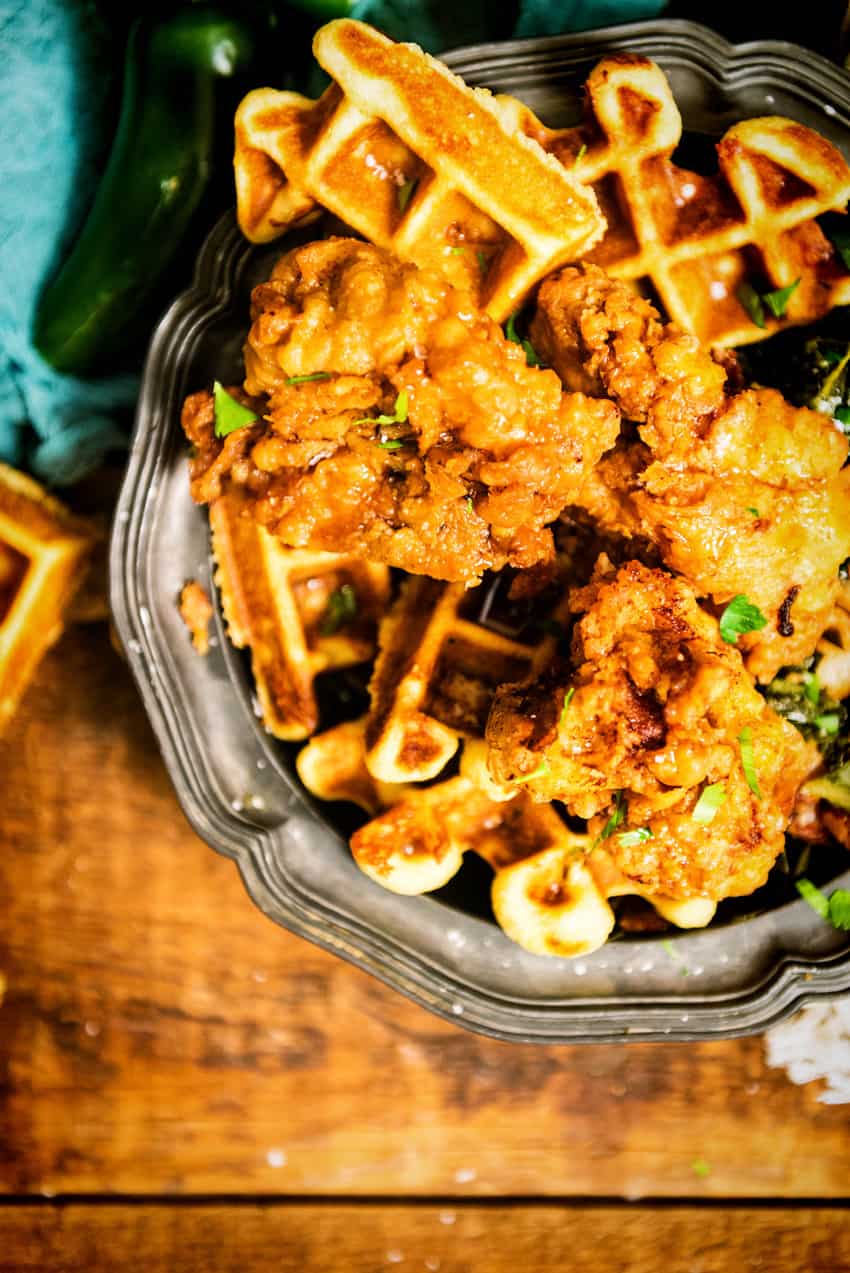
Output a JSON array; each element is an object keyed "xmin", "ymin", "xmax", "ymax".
[
  {"xmin": 210, "ymin": 491, "xmax": 391, "ymax": 740},
  {"xmin": 499, "ymin": 54, "xmax": 850, "ymax": 347},
  {"xmin": 234, "ymin": 19, "xmax": 605, "ymax": 322},
  {"xmin": 364, "ymin": 570, "xmax": 573, "ymax": 785},
  {"xmin": 0, "ymin": 464, "xmax": 95, "ymax": 732}
]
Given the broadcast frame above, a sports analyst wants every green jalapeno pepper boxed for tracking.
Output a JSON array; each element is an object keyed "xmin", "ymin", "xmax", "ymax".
[{"xmin": 34, "ymin": 7, "xmax": 254, "ymax": 375}]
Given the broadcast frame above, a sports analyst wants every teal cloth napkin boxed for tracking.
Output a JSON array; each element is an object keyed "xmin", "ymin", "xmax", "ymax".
[{"xmin": 0, "ymin": 0, "xmax": 664, "ymax": 487}]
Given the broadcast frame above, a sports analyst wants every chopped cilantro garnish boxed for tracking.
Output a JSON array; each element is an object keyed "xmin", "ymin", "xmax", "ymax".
[
  {"xmin": 836, "ymin": 406, "xmax": 850, "ymax": 429},
  {"xmin": 691, "ymin": 1158, "xmax": 711, "ymax": 1179},
  {"xmin": 803, "ymin": 671, "xmax": 821, "ymax": 706},
  {"xmin": 520, "ymin": 757, "xmax": 550, "ymax": 782},
  {"xmin": 449, "ymin": 245, "xmax": 467, "ymax": 256},
  {"xmin": 763, "ymin": 279, "xmax": 800, "ymax": 318},
  {"xmin": 618, "ymin": 826, "xmax": 652, "ymax": 848},
  {"xmin": 213, "ymin": 381, "xmax": 258, "ymax": 437},
  {"xmin": 285, "ymin": 372, "xmax": 332, "ymax": 385},
  {"xmin": 737, "ymin": 282, "xmax": 766, "ymax": 329},
  {"xmin": 597, "ymin": 791, "xmax": 625, "ymax": 843},
  {"xmin": 476, "ymin": 250, "xmax": 488, "ymax": 275},
  {"xmin": 719, "ymin": 594, "xmax": 768, "ymax": 645},
  {"xmin": 825, "ymin": 220, "xmax": 850, "ymax": 271},
  {"xmin": 692, "ymin": 783, "xmax": 726, "ymax": 824},
  {"xmin": 505, "ymin": 311, "xmax": 520, "ymax": 343},
  {"xmin": 320, "ymin": 583, "xmax": 358, "ymax": 635},
  {"xmin": 503, "ymin": 310, "xmax": 541, "ymax": 366},
  {"xmin": 465, "ymin": 496, "xmax": 474, "ymax": 513},
  {"xmin": 354, "ymin": 391, "xmax": 410, "ymax": 429},
  {"xmin": 377, "ymin": 439, "xmax": 405, "ymax": 450},
  {"xmin": 397, "ymin": 178, "xmax": 417, "ymax": 212},
  {"xmin": 830, "ymin": 889, "xmax": 850, "ymax": 930},
  {"xmin": 815, "ymin": 712, "xmax": 841, "ymax": 735},
  {"xmin": 559, "ymin": 686, "xmax": 575, "ymax": 728},
  {"xmin": 736, "ymin": 279, "xmax": 800, "ymax": 327},
  {"xmin": 574, "ymin": 142, "xmax": 587, "ymax": 165},
  {"xmin": 796, "ymin": 877, "xmax": 830, "ymax": 919},
  {"xmin": 738, "ymin": 727, "xmax": 761, "ymax": 798},
  {"xmin": 661, "ymin": 938, "xmax": 690, "ymax": 976},
  {"xmin": 746, "ymin": 507, "xmax": 760, "ymax": 518},
  {"xmin": 522, "ymin": 338, "xmax": 541, "ymax": 367}
]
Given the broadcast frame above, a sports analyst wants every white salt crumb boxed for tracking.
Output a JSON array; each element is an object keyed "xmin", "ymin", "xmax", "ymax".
[
  {"xmin": 451, "ymin": 1003, "xmax": 464, "ymax": 1016},
  {"xmin": 825, "ymin": 104, "xmax": 837, "ymax": 116},
  {"xmin": 764, "ymin": 1000, "xmax": 850, "ymax": 1104},
  {"xmin": 439, "ymin": 1211, "xmax": 456, "ymax": 1225},
  {"xmin": 266, "ymin": 1148, "xmax": 287, "ymax": 1168},
  {"xmin": 83, "ymin": 1022, "xmax": 100, "ymax": 1038},
  {"xmin": 386, "ymin": 1252, "xmax": 404, "ymax": 1265},
  {"xmin": 574, "ymin": 964, "xmax": 587, "ymax": 977},
  {"xmin": 454, "ymin": 1167, "xmax": 476, "ymax": 1184},
  {"xmin": 764, "ymin": 94, "xmax": 775, "ymax": 105},
  {"xmin": 680, "ymin": 181, "xmax": 696, "ymax": 198},
  {"xmin": 425, "ymin": 1260, "xmax": 441, "ymax": 1271},
  {"xmin": 231, "ymin": 799, "xmax": 243, "ymax": 812},
  {"xmin": 41, "ymin": 1188, "xmax": 56, "ymax": 1198},
  {"xmin": 127, "ymin": 639, "xmax": 142, "ymax": 655},
  {"xmin": 256, "ymin": 758, "xmax": 267, "ymax": 770},
  {"xmin": 446, "ymin": 929, "xmax": 466, "ymax": 949},
  {"xmin": 709, "ymin": 280, "xmax": 728, "ymax": 300},
  {"xmin": 252, "ymin": 970, "xmax": 268, "ymax": 984}
]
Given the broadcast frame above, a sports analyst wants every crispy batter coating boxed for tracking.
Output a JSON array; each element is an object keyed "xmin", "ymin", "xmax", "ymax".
[
  {"xmin": 185, "ymin": 239, "xmax": 619, "ymax": 585},
  {"xmin": 486, "ymin": 560, "xmax": 816, "ymax": 900},
  {"xmin": 533, "ymin": 263, "xmax": 850, "ymax": 681}
]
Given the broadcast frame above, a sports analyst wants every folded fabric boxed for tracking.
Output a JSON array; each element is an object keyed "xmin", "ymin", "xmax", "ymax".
[{"xmin": 0, "ymin": 0, "xmax": 665, "ymax": 488}]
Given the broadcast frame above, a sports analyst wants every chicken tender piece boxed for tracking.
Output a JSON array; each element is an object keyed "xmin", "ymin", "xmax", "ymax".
[
  {"xmin": 533, "ymin": 264, "xmax": 850, "ymax": 681},
  {"xmin": 486, "ymin": 560, "xmax": 816, "ymax": 900},
  {"xmin": 186, "ymin": 239, "xmax": 620, "ymax": 585}
]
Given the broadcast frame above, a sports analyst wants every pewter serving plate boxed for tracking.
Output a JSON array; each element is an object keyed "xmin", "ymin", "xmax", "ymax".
[{"xmin": 110, "ymin": 19, "xmax": 850, "ymax": 1043}]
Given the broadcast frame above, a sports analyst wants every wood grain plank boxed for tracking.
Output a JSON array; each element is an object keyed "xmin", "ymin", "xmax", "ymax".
[
  {"xmin": 1, "ymin": 1204, "xmax": 849, "ymax": 1273},
  {"xmin": 1, "ymin": 630, "xmax": 849, "ymax": 1198}
]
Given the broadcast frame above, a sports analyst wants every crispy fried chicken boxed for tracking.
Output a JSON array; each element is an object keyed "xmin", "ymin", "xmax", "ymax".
[
  {"xmin": 486, "ymin": 559, "xmax": 816, "ymax": 900},
  {"xmin": 532, "ymin": 263, "xmax": 850, "ymax": 682},
  {"xmin": 185, "ymin": 239, "xmax": 619, "ymax": 585}
]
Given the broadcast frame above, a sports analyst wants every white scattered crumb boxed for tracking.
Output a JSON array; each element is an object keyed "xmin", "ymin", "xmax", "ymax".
[
  {"xmin": 252, "ymin": 970, "xmax": 267, "ymax": 984},
  {"xmin": 439, "ymin": 1211, "xmax": 456, "ymax": 1226},
  {"xmin": 454, "ymin": 1167, "xmax": 476, "ymax": 1184},
  {"xmin": 764, "ymin": 1000, "xmax": 850, "ymax": 1104},
  {"xmin": 386, "ymin": 1250, "xmax": 404, "ymax": 1264},
  {"xmin": 425, "ymin": 1260, "xmax": 441, "ymax": 1271},
  {"xmin": 83, "ymin": 1022, "xmax": 100, "ymax": 1038},
  {"xmin": 266, "ymin": 1148, "xmax": 287, "ymax": 1168},
  {"xmin": 450, "ymin": 1003, "xmax": 464, "ymax": 1016}
]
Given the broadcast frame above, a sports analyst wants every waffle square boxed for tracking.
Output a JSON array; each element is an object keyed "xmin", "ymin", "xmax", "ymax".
[
  {"xmin": 498, "ymin": 54, "xmax": 850, "ymax": 346},
  {"xmin": 234, "ymin": 19, "xmax": 605, "ymax": 322},
  {"xmin": 210, "ymin": 490, "xmax": 391, "ymax": 740},
  {"xmin": 0, "ymin": 464, "xmax": 95, "ymax": 732}
]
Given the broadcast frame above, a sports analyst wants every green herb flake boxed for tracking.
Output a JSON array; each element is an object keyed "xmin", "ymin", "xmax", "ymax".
[
  {"xmin": 377, "ymin": 438, "xmax": 405, "ymax": 450},
  {"xmin": 829, "ymin": 889, "xmax": 850, "ymax": 931},
  {"xmin": 285, "ymin": 372, "xmax": 332, "ymax": 386},
  {"xmin": 815, "ymin": 712, "xmax": 841, "ymax": 735},
  {"xmin": 355, "ymin": 390, "xmax": 410, "ymax": 430},
  {"xmin": 213, "ymin": 380, "xmax": 258, "ymax": 438},
  {"xmin": 574, "ymin": 142, "xmax": 588, "ymax": 165},
  {"xmin": 738, "ymin": 727, "xmax": 761, "ymax": 798},
  {"xmin": 449, "ymin": 245, "xmax": 467, "ymax": 256},
  {"xmin": 319, "ymin": 583, "xmax": 358, "ymax": 636},
  {"xmin": 597, "ymin": 791, "xmax": 626, "ymax": 843},
  {"xmin": 505, "ymin": 311, "xmax": 520, "ymax": 343},
  {"xmin": 803, "ymin": 672, "xmax": 821, "ymax": 706},
  {"xmin": 618, "ymin": 826, "xmax": 653, "ymax": 848},
  {"xmin": 477, "ymin": 249, "xmax": 488, "ymax": 275},
  {"xmin": 836, "ymin": 406, "xmax": 850, "ymax": 429},
  {"xmin": 521, "ymin": 757, "xmax": 550, "ymax": 782},
  {"xmin": 826, "ymin": 221, "xmax": 850, "ymax": 272},
  {"xmin": 559, "ymin": 686, "xmax": 575, "ymax": 728},
  {"xmin": 465, "ymin": 496, "xmax": 474, "ymax": 513},
  {"xmin": 661, "ymin": 938, "xmax": 690, "ymax": 976},
  {"xmin": 737, "ymin": 282, "xmax": 766, "ymax": 330},
  {"xmin": 763, "ymin": 279, "xmax": 801, "ymax": 319},
  {"xmin": 796, "ymin": 877, "xmax": 830, "ymax": 919},
  {"xmin": 692, "ymin": 783, "xmax": 726, "ymax": 824},
  {"xmin": 521, "ymin": 338, "xmax": 541, "ymax": 367},
  {"xmin": 719, "ymin": 594, "xmax": 768, "ymax": 645},
  {"xmin": 691, "ymin": 1158, "xmax": 712, "ymax": 1179},
  {"xmin": 746, "ymin": 507, "xmax": 761, "ymax": 518},
  {"xmin": 397, "ymin": 178, "xmax": 417, "ymax": 212}
]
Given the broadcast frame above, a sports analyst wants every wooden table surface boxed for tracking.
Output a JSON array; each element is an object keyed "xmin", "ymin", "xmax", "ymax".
[{"xmin": 1, "ymin": 623, "xmax": 849, "ymax": 1271}]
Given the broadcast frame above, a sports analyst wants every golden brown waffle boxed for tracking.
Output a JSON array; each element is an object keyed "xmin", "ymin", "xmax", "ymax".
[
  {"xmin": 233, "ymin": 19, "xmax": 604, "ymax": 322},
  {"xmin": 363, "ymin": 571, "xmax": 573, "ymax": 785},
  {"xmin": 0, "ymin": 463, "xmax": 95, "ymax": 732},
  {"xmin": 498, "ymin": 54, "xmax": 850, "ymax": 347},
  {"xmin": 297, "ymin": 719, "xmax": 716, "ymax": 956},
  {"xmin": 210, "ymin": 490, "xmax": 391, "ymax": 740}
]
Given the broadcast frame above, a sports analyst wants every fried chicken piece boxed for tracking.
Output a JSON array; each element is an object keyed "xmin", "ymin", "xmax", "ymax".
[
  {"xmin": 486, "ymin": 559, "xmax": 817, "ymax": 900},
  {"xmin": 533, "ymin": 264, "xmax": 850, "ymax": 682},
  {"xmin": 185, "ymin": 239, "xmax": 620, "ymax": 585}
]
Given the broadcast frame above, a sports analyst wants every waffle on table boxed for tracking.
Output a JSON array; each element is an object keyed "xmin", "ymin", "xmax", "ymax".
[
  {"xmin": 297, "ymin": 718, "xmax": 716, "ymax": 957},
  {"xmin": 497, "ymin": 54, "xmax": 850, "ymax": 347},
  {"xmin": 0, "ymin": 464, "xmax": 95, "ymax": 732},
  {"xmin": 233, "ymin": 18, "xmax": 605, "ymax": 322},
  {"xmin": 209, "ymin": 490, "xmax": 391, "ymax": 740}
]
